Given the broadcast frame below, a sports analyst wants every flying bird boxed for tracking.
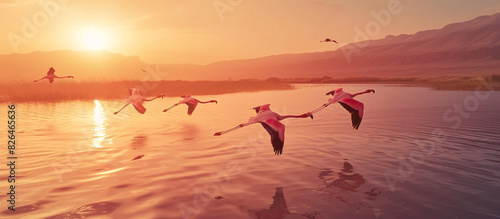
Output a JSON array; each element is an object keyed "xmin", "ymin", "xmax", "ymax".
[
  {"xmin": 114, "ymin": 88, "xmax": 164, "ymax": 115},
  {"xmin": 214, "ymin": 104, "xmax": 312, "ymax": 155},
  {"xmin": 33, "ymin": 67, "xmax": 74, "ymax": 83},
  {"xmin": 163, "ymin": 95, "xmax": 217, "ymax": 115},
  {"xmin": 320, "ymin": 38, "xmax": 338, "ymax": 43},
  {"xmin": 309, "ymin": 88, "xmax": 375, "ymax": 129}
]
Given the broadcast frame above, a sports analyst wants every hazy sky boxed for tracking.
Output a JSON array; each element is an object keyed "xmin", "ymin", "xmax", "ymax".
[{"xmin": 1, "ymin": 0, "xmax": 499, "ymax": 64}]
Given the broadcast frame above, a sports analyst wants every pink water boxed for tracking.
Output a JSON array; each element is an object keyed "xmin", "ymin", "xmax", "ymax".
[{"xmin": 1, "ymin": 84, "xmax": 499, "ymax": 219}]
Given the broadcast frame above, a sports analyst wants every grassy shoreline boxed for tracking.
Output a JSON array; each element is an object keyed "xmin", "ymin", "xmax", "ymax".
[
  {"xmin": 0, "ymin": 80, "xmax": 294, "ymax": 103},
  {"xmin": 272, "ymin": 74, "xmax": 500, "ymax": 91},
  {"xmin": 1, "ymin": 74, "xmax": 498, "ymax": 102}
]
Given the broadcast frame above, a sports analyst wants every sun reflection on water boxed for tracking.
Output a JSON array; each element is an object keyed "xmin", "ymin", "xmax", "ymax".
[{"xmin": 93, "ymin": 100, "xmax": 107, "ymax": 148}]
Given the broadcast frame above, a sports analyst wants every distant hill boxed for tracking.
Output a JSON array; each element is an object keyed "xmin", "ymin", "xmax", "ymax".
[
  {"xmin": 161, "ymin": 12, "xmax": 500, "ymax": 80},
  {"xmin": 2, "ymin": 13, "xmax": 500, "ymax": 82},
  {"xmin": 0, "ymin": 50, "xmax": 148, "ymax": 82}
]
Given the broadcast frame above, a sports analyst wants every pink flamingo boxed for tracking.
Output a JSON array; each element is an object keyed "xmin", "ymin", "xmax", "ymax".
[
  {"xmin": 309, "ymin": 88, "xmax": 375, "ymax": 129},
  {"xmin": 33, "ymin": 67, "xmax": 74, "ymax": 83},
  {"xmin": 214, "ymin": 104, "xmax": 312, "ymax": 155},
  {"xmin": 163, "ymin": 95, "xmax": 217, "ymax": 115},
  {"xmin": 114, "ymin": 88, "xmax": 164, "ymax": 115}
]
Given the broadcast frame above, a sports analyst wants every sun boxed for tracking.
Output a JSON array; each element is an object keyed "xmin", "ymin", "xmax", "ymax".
[{"xmin": 82, "ymin": 28, "xmax": 109, "ymax": 50}]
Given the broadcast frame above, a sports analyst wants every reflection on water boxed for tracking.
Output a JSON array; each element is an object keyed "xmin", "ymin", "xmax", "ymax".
[
  {"xmin": 92, "ymin": 100, "xmax": 107, "ymax": 148},
  {"xmin": 2, "ymin": 85, "xmax": 499, "ymax": 219},
  {"xmin": 251, "ymin": 188, "xmax": 317, "ymax": 219},
  {"xmin": 325, "ymin": 161, "xmax": 366, "ymax": 191},
  {"xmin": 315, "ymin": 161, "xmax": 382, "ymax": 217},
  {"xmin": 253, "ymin": 187, "xmax": 290, "ymax": 219},
  {"xmin": 130, "ymin": 135, "xmax": 148, "ymax": 149},
  {"xmin": 46, "ymin": 202, "xmax": 122, "ymax": 219}
]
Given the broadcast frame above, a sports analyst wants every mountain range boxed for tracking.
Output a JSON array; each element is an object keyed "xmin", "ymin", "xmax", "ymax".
[{"xmin": 2, "ymin": 12, "xmax": 499, "ymax": 82}]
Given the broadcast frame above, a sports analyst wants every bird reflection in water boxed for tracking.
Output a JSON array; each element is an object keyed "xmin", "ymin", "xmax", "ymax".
[
  {"xmin": 251, "ymin": 187, "xmax": 317, "ymax": 219},
  {"xmin": 46, "ymin": 202, "xmax": 121, "ymax": 218},
  {"xmin": 329, "ymin": 161, "xmax": 366, "ymax": 191},
  {"xmin": 130, "ymin": 135, "xmax": 148, "ymax": 161},
  {"xmin": 129, "ymin": 135, "xmax": 148, "ymax": 150},
  {"xmin": 319, "ymin": 161, "xmax": 381, "ymax": 197}
]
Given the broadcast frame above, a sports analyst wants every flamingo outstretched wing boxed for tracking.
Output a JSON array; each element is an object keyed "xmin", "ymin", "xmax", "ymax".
[
  {"xmin": 338, "ymin": 98, "xmax": 364, "ymax": 130},
  {"xmin": 261, "ymin": 118, "xmax": 285, "ymax": 155},
  {"xmin": 133, "ymin": 102, "xmax": 147, "ymax": 114},
  {"xmin": 186, "ymin": 102, "xmax": 198, "ymax": 115}
]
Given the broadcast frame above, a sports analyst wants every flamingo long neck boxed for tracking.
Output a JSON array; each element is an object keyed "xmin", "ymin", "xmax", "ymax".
[
  {"xmin": 144, "ymin": 96, "xmax": 160, "ymax": 101},
  {"xmin": 279, "ymin": 114, "xmax": 306, "ymax": 120},
  {"xmin": 352, "ymin": 90, "xmax": 371, "ymax": 97},
  {"xmin": 198, "ymin": 100, "xmax": 215, "ymax": 104}
]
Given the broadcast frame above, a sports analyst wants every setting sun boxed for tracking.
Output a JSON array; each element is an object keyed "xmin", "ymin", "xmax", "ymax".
[{"xmin": 82, "ymin": 28, "xmax": 109, "ymax": 50}]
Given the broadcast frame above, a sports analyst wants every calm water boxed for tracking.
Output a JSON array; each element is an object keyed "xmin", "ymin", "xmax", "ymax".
[{"xmin": 1, "ymin": 84, "xmax": 499, "ymax": 219}]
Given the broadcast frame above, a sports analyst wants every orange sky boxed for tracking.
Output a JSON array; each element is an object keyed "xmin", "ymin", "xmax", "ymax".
[{"xmin": 1, "ymin": 0, "xmax": 500, "ymax": 64}]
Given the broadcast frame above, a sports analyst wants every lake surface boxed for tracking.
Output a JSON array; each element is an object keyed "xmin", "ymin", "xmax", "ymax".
[{"xmin": 1, "ymin": 84, "xmax": 499, "ymax": 219}]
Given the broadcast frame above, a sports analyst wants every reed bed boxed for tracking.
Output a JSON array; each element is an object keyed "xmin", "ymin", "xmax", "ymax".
[
  {"xmin": 2, "ymin": 74, "xmax": 498, "ymax": 103},
  {"xmin": 0, "ymin": 80, "xmax": 294, "ymax": 103},
  {"xmin": 277, "ymin": 74, "xmax": 500, "ymax": 90}
]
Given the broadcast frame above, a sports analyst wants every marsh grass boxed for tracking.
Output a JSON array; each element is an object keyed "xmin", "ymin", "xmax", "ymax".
[
  {"xmin": 2, "ymin": 74, "xmax": 498, "ymax": 103},
  {"xmin": 276, "ymin": 74, "xmax": 500, "ymax": 90},
  {"xmin": 0, "ymin": 80, "xmax": 294, "ymax": 103}
]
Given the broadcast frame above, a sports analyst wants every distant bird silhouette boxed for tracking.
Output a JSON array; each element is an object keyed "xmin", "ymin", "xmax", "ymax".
[
  {"xmin": 214, "ymin": 104, "xmax": 312, "ymax": 155},
  {"xmin": 114, "ymin": 88, "xmax": 164, "ymax": 115},
  {"xmin": 163, "ymin": 95, "xmax": 217, "ymax": 115},
  {"xmin": 320, "ymin": 38, "xmax": 338, "ymax": 43},
  {"xmin": 33, "ymin": 67, "xmax": 74, "ymax": 83},
  {"xmin": 309, "ymin": 88, "xmax": 375, "ymax": 129},
  {"xmin": 140, "ymin": 69, "xmax": 147, "ymax": 72}
]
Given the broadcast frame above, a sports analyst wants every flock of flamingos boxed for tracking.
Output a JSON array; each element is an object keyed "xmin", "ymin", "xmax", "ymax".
[{"xmin": 34, "ymin": 67, "xmax": 375, "ymax": 155}]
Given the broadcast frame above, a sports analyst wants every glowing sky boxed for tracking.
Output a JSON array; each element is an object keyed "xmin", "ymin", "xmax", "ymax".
[{"xmin": 1, "ymin": 0, "xmax": 499, "ymax": 64}]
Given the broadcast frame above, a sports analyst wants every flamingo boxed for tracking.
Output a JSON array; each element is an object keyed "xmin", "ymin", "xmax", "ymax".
[
  {"xmin": 114, "ymin": 88, "xmax": 164, "ymax": 115},
  {"xmin": 33, "ymin": 67, "xmax": 74, "ymax": 83},
  {"xmin": 163, "ymin": 95, "xmax": 217, "ymax": 115},
  {"xmin": 214, "ymin": 104, "xmax": 312, "ymax": 155},
  {"xmin": 320, "ymin": 38, "xmax": 338, "ymax": 43},
  {"xmin": 309, "ymin": 88, "xmax": 375, "ymax": 129}
]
